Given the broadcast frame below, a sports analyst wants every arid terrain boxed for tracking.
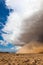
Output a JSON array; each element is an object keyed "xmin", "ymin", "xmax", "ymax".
[
  {"xmin": 0, "ymin": 41, "xmax": 43, "ymax": 65},
  {"xmin": 0, "ymin": 53, "xmax": 43, "ymax": 65}
]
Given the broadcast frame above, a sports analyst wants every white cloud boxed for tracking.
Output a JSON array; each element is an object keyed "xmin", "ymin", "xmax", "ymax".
[
  {"xmin": 0, "ymin": 40, "xmax": 8, "ymax": 46},
  {"xmin": 11, "ymin": 46, "xmax": 21, "ymax": 50},
  {"xmin": 6, "ymin": 0, "xmax": 42, "ymax": 18},
  {"xmin": 2, "ymin": 0, "xmax": 43, "ymax": 46}
]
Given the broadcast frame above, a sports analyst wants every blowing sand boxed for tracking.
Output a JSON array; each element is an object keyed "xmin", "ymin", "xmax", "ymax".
[{"xmin": 17, "ymin": 41, "xmax": 43, "ymax": 53}]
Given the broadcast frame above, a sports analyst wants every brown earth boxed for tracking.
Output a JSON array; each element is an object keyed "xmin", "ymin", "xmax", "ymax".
[
  {"xmin": 0, "ymin": 53, "xmax": 43, "ymax": 65},
  {"xmin": 0, "ymin": 41, "xmax": 43, "ymax": 65}
]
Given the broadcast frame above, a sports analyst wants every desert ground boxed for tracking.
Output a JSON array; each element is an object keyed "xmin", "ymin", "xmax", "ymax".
[
  {"xmin": 0, "ymin": 41, "xmax": 43, "ymax": 65},
  {"xmin": 0, "ymin": 53, "xmax": 43, "ymax": 65}
]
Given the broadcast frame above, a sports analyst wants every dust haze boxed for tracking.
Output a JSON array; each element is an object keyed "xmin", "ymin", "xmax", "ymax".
[{"xmin": 18, "ymin": 10, "xmax": 43, "ymax": 44}]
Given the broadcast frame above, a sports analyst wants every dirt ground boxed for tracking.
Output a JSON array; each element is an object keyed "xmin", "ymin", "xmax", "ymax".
[{"xmin": 0, "ymin": 53, "xmax": 43, "ymax": 65}]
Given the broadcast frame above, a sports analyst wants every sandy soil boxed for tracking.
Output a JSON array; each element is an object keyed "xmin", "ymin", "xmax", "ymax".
[
  {"xmin": 0, "ymin": 41, "xmax": 43, "ymax": 65},
  {"xmin": 0, "ymin": 53, "xmax": 43, "ymax": 65}
]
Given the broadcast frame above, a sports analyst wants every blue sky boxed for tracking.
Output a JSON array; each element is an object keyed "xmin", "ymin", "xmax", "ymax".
[
  {"xmin": 0, "ymin": 43, "xmax": 17, "ymax": 52},
  {"xmin": 0, "ymin": 0, "xmax": 21, "ymax": 52},
  {"xmin": 0, "ymin": 0, "xmax": 42, "ymax": 52},
  {"xmin": 0, "ymin": 0, "xmax": 9, "ymax": 40}
]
